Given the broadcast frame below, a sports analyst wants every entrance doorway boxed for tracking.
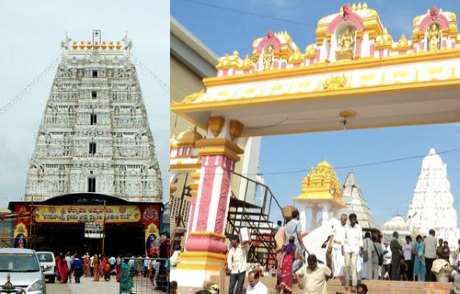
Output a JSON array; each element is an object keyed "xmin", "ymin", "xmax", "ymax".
[{"xmin": 31, "ymin": 222, "xmax": 146, "ymax": 256}]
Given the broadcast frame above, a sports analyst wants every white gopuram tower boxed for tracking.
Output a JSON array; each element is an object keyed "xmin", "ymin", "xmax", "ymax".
[
  {"xmin": 338, "ymin": 171, "xmax": 375, "ymax": 229},
  {"xmin": 407, "ymin": 148, "xmax": 459, "ymax": 245},
  {"xmin": 25, "ymin": 32, "xmax": 162, "ymax": 202}
]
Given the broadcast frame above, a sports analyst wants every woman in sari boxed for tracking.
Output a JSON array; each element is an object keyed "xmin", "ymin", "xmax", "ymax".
[
  {"xmin": 116, "ymin": 256, "xmax": 122, "ymax": 282},
  {"xmin": 93, "ymin": 255, "xmax": 100, "ymax": 281},
  {"xmin": 55, "ymin": 255, "xmax": 61, "ymax": 282},
  {"xmin": 58, "ymin": 254, "xmax": 69, "ymax": 283},
  {"xmin": 83, "ymin": 253, "xmax": 90, "ymax": 277},
  {"xmin": 99, "ymin": 257, "xmax": 107, "ymax": 280},
  {"xmin": 119, "ymin": 258, "xmax": 133, "ymax": 294},
  {"xmin": 414, "ymin": 235, "xmax": 426, "ymax": 281},
  {"xmin": 277, "ymin": 236, "xmax": 297, "ymax": 293}
]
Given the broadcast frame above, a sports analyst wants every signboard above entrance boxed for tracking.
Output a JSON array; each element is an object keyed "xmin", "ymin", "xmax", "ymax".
[
  {"xmin": 33, "ymin": 205, "xmax": 141, "ymax": 223},
  {"xmin": 84, "ymin": 222, "xmax": 104, "ymax": 239}
]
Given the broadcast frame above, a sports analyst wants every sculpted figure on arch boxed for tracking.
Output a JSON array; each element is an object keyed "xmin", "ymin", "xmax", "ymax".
[{"xmin": 427, "ymin": 22, "xmax": 441, "ymax": 51}]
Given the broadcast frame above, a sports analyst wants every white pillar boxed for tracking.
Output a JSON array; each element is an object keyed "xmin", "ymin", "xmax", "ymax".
[
  {"xmin": 312, "ymin": 205, "xmax": 319, "ymax": 229},
  {"xmin": 319, "ymin": 202, "xmax": 331, "ymax": 225},
  {"xmin": 300, "ymin": 206, "xmax": 308, "ymax": 232}
]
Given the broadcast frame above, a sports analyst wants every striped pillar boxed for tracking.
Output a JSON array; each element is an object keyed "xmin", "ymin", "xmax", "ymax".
[{"xmin": 177, "ymin": 138, "xmax": 243, "ymax": 272}]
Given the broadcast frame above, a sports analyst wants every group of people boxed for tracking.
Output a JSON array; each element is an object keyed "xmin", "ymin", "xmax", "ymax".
[
  {"xmin": 381, "ymin": 229, "xmax": 460, "ymax": 282},
  {"xmin": 172, "ymin": 209, "xmax": 460, "ymax": 294},
  {"xmin": 55, "ymin": 252, "xmax": 120, "ymax": 283},
  {"xmin": 55, "ymin": 252, "xmax": 84, "ymax": 283}
]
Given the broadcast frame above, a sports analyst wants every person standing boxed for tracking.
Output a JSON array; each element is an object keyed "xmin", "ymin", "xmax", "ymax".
[
  {"xmin": 414, "ymin": 235, "xmax": 426, "ymax": 281},
  {"xmin": 284, "ymin": 209, "xmax": 306, "ymax": 256},
  {"xmin": 227, "ymin": 236, "xmax": 249, "ymax": 294},
  {"xmin": 93, "ymin": 255, "xmax": 100, "ymax": 282},
  {"xmin": 343, "ymin": 213, "xmax": 363, "ymax": 292},
  {"xmin": 331, "ymin": 214, "xmax": 347, "ymax": 283},
  {"xmin": 71, "ymin": 255, "xmax": 83, "ymax": 283},
  {"xmin": 436, "ymin": 239, "xmax": 444, "ymax": 259},
  {"xmin": 57, "ymin": 253, "xmax": 69, "ymax": 283},
  {"xmin": 296, "ymin": 254, "xmax": 332, "ymax": 294},
  {"xmin": 371, "ymin": 235, "xmax": 383, "ymax": 280},
  {"xmin": 403, "ymin": 236, "xmax": 414, "ymax": 281},
  {"xmin": 90, "ymin": 254, "xmax": 95, "ymax": 277},
  {"xmin": 454, "ymin": 239, "xmax": 460, "ymax": 269},
  {"xmin": 382, "ymin": 242, "xmax": 392, "ymax": 279},
  {"xmin": 119, "ymin": 258, "xmax": 134, "ymax": 294},
  {"xmin": 246, "ymin": 270, "xmax": 268, "ymax": 294},
  {"xmin": 65, "ymin": 252, "xmax": 73, "ymax": 283},
  {"xmin": 440, "ymin": 241, "xmax": 450, "ymax": 262},
  {"xmin": 424, "ymin": 229, "xmax": 437, "ymax": 281},
  {"xmin": 362, "ymin": 232, "xmax": 374, "ymax": 280},
  {"xmin": 109, "ymin": 255, "xmax": 116, "ymax": 272},
  {"xmin": 276, "ymin": 236, "xmax": 296, "ymax": 293},
  {"xmin": 390, "ymin": 232, "xmax": 402, "ymax": 280},
  {"xmin": 101, "ymin": 256, "xmax": 111, "ymax": 281},
  {"xmin": 83, "ymin": 253, "xmax": 90, "ymax": 277}
]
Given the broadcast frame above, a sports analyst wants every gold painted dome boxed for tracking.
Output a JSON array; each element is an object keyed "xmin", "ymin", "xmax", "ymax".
[{"xmin": 294, "ymin": 160, "xmax": 345, "ymax": 207}]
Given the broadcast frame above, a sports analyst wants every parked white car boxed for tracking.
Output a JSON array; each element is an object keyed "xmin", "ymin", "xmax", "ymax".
[
  {"xmin": 0, "ymin": 248, "xmax": 46, "ymax": 294},
  {"xmin": 36, "ymin": 252, "xmax": 55, "ymax": 283}
]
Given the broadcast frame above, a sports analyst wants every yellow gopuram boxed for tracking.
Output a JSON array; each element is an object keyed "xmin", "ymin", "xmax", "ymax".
[{"xmin": 294, "ymin": 161, "xmax": 345, "ymax": 230}]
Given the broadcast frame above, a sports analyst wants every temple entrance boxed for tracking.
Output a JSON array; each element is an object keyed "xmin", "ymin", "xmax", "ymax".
[
  {"xmin": 170, "ymin": 3, "xmax": 460, "ymax": 288},
  {"xmin": 9, "ymin": 193, "xmax": 163, "ymax": 258},
  {"xmin": 31, "ymin": 222, "xmax": 146, "ymax": 256}
]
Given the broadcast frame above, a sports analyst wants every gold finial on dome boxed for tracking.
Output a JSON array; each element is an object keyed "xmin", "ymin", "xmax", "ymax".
[
  {"xmin": 305, "ymin": 44, "xmax": 317, "ymax": 59},
  {"xmin": 228, "ymin": 51, "xmax": 240, "ymax": 69},
  {"xmin": 216, "ymin": 54, "xmax": 231, "ymax": 70},
  {"xmin": 395, "ymin": 34, "xmax": 411, "ymax": 50},
  {"xmin": 72, "ymin": 41, "xmax": 78, "ymax": 50},
  {"xmin": 375, "ymin": 28, "xmax": 393, "ymax": 49},
  {"xmin": 287, "ymin": 48, "xmax": 304, "ymax": 65},
  {"xmin": 240, "ymin": 55, "xmax": 253, "ymax": 71},
  {"xmin": 294, "ymin": 161, "xmax": 345, "ymax": 207}
]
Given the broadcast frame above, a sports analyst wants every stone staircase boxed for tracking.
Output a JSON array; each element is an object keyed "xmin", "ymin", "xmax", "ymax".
[
  {"xmin": 261, "ymin": 277, "xmax": 453, "ymax": 294},
  {"xmin": 176, "ymin": 275, "xmax": 453, "ymax": 294}
]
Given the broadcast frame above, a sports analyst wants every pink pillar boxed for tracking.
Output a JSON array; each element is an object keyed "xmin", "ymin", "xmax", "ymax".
[{"xmin": 176, "ymin": 117, "xmax": 244, "ymax": 276}]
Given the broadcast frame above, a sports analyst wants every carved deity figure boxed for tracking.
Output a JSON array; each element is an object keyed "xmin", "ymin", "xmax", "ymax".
[
  {"xmin": 427, "ymin": 22, "xmax": 441, "ymax": 51},
  {"xmin": 338, "ymin": 27, "xmax": 355, "ymax": 51},
  {"xmin": 263, "ymin": 44, "xmax": 275, "ymax": 71},
  {"xmin": 336, "ymin": 27, "xmax": 355, "ymax": 61}
]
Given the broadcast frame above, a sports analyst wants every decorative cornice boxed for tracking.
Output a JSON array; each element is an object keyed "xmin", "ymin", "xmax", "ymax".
[{"xmin": 195, "ymin": 138, "xmax": 243, "ymax": 161}]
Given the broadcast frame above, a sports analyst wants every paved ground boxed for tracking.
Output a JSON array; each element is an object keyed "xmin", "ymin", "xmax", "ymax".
[
  {"xmin": 47, "ymin": 277, "xmax": 119, "ymax": 294},
  {"xmin": 47, "ymin": 276, "xmax": 166, "ymax": 294}
]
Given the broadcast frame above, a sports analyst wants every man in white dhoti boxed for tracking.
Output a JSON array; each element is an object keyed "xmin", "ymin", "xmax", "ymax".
[
  {"xmin": 344, "ymin": 213, "xmax": 363, "ymax": 292},
  {"xmin": 331, "ymin": 214, "xmax": 347, "ymax": 282}
]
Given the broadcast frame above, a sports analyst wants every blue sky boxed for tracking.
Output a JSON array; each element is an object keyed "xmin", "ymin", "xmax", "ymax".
[{"xmin": 172, "ymin": 0, "xmax": 460, "ymax": 225}]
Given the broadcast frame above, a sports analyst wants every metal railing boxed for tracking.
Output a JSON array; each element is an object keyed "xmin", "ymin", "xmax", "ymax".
[
  {"xmin": 119, "ymin": 257, "xmax": 169, "ymax": 294},
  {"xmin": 231, "ymin": 171, "xmax": 283, "ymax": 218},
  {"xmin": 228, "ymin": 172, "xmax": 283, "ymax": 268}
]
